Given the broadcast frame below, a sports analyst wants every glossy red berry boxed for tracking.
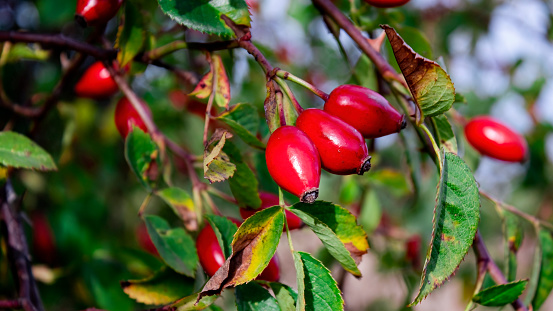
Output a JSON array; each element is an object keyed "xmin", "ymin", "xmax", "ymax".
[
  {"xmin": 296, "ymin": 109, "xmax": 371, "ymax": 175},
  {"xmin": 74, "ymin": 61, "xmax": 119, "ymax": 99},
  {"xmin": 464, "ymin": 116, "xmax": 528, "ymax": 163},
  {"xmin": 75, "ymin": 0, "xmax": 124, "ymax": 27},
  {"xmin": 363, "ymin": 0, "xmax": 410, "ymax": 8},
  {"xmin": 114, "ymin": 97, "xmax": 150, "ymax": 138},
  {"xmin": 196, "ymin": 220, "xmax": 280, "ymax": 281},
  {"xmin": 136, "ymin": 223, "xmax": 159, "ymax": 256},
  {"xmin": 324, "ymin": 85, "xmax": 406, "ymax": 139},
  {"xmin": 266, "ymin": 126, "xmax": 321, "ymax": 203},
  {"xmin": 239, "ymin": 192, "xmax": 303, "ymax": 230}
]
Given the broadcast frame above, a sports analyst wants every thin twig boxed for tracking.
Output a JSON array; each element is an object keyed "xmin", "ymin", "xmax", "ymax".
[
  {"xmin": 312, "ymin": 0, "xmax": 406, "ymax": 88},
  {"xmin": 142, "ymin": 40, "xmax": 239, "ymax": 61},
  {"xmin": 0, "ymin": 182, "xmax": 44, "ymax": 311},
  {"xmin": 0, "ymin": 31, "xmax": 116, "ymax": 60},
  {"xmin": 472, "ymin": 231, "xmax": 528, "ymax": 311}
]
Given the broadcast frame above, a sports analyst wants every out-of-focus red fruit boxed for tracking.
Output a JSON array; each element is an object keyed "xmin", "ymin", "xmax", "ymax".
[
  {"xmin": 75, "ymin": 0, "xmax": 124, "ymax": 27},
  {"xmin": 257, "ymin": 253, "xmax": 280, "ymax": 282},
  {"xmin": 405, "ymin": 235, "xmax": 421, "ymax": 270},
  {"xmin": 265, "ymin": 126, "xmax": 321, "ymax": 203},
  {"xmin": 31, "ymin": 211, "xmax": 57, "ymax": 266},
  {"xmin": 324, "ymin": 85, "xmax": 405, "ymax": 139},
  {"xmin": 136, "ymin": 223, "xmax": 159, "ymax": 256},
  {"xmin": 364, "ymin": 0, "xmax": 410, "ymax": 8},
  {"xmin": 196, "ymin": 219, "xmax": 279, "ymax": 281},
  {"xmin": 296, "ymin": 109, "xmax": 371, "ymax": 175},
  {"xmin": 464, "ymin": 116, "xmax": 528, "ymax": 163},
  {"xmin": 239, "ymin": 192, "xmax": 303, "ymax": 230},
  {"xmin": 74, "ymin": 61, "xmax": 119, "ymax": 99},
  {"xmin": 114, "ymin": 97, "xmax": 151, "ymax": 138}
]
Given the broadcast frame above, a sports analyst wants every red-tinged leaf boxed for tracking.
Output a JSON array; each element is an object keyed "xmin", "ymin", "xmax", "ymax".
[
  {"xmin": 382, "ymin": 25, "xmax": 455, "ymax": 119},
  {"xmin": 121, "ymin": 268, "xmax": 194, "ymax": 305},
  {"xmin": 190, "ymin": 55, "xmax": 231, "ymax": 109},
  {"xmin": 157, "ymin": 187, "xmax": 197, "ymax": 231},
  {"xmin": 199, "ymin": 206, "xmax": 285, "ymax": 299},
  {"xmin": 263, "ymin": 80, "xmax": 281, "ymax": 133}
]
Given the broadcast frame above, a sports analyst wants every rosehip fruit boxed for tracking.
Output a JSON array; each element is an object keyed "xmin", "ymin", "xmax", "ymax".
[
  {"xmin": 266, "ymin": 126, "xmax": 321, "ymax": 203},
  {"xmin": 239, "ymin": 192, "xmax": 303, "ymax": 230},
  {"xmin": 196, "ymin": 220, "xmax": 280, "ymax": 281},
  {"xmin": 296, "ymin": 109, "xmax": 371, "ymax": 175},
  {"xmin": 324, "ymin": 85, "xmax": 406, "ymax": 139},
  {"xmin": 31, "ymin": 211, "xmax": 57, "ymax": 266},
  {"xmin": 74, "ymin": 61, "xmax": 119, "ymax": 99},
  {"xmin": 75, "ymin": 0, "xmax": 124, "ymax": 27},
  {"xmin": 136, "ymin": 223, "xmax": 159, "ymax": 256},
  {"xmin": 114, "ymin": 97, "xmax": 150, "ymax": 138},
  {"xmin": 464, "ymin": 116, "xmax": 528, "ymax": 163},
  {"xmin": 364, "ymin": 0, "xmax": 410, "ymax": 8}
]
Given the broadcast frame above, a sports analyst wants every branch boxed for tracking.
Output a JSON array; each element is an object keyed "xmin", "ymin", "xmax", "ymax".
[
  {"xmin": 141, "ymin": 40, "xmax": 239, "ymax": 61},
  {"xmin": 0, "ymin": 31, "xmax": 116, "ymax": 60},
  {"xmin": 472, "ymin": 231, "xmax": 528, "ymax": 311},
  {"xmin": 0, "ymin": 181, "xmax": 44, "ymax": 311},
  {"xmin": 311, "ymin": 0, "xmax": 407, "ymax": 88}
]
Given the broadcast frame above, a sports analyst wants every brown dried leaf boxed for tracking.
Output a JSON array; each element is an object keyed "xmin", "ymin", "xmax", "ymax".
[{"xmin": 382, "ymin": 25, "xmax": 455, "ymax": 118}]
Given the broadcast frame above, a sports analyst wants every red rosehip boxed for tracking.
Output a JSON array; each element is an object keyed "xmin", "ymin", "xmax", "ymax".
[
  {"xmin": 296, "ymin": 109, "xmax": 371, "ymax": 175},
  {"xmin": 239, "ymin": 192, "xmax": 303, "ymax": 230},
  {"xmin": 464, "ymin": 116, "xmax": 528, "ymax": 162},
  {"xmin": 30, "ymin": 211, "xmax": 57, "ymax": 266},
  {"xmin": 266, "ymin": 126, "xmax": 321, "ymax": 203},
  {"xmin": 136, "ymin": 223, "xmax": 159, "ymax": 256},
  {"xmin": 114, "ymin": 97, "xmax": 151, "ymax": 138},
  {"xmin": 74, "ymin": 61, "xmax": 119, "ymax": 99},
  {"xmin": 405, "ymin": 234, "xmax": 421, "ymax": 270},
  {"xmin": 364, "ymin": 0, "xmax": 410, "ymax": 8},
  {"xmin": 75, "ymin": 0, "xmax": 124, "ymax": 27},
  {"xmin": 324, "ymin": 85, "xmax": 406, "ymax": 139},
  {"xmin": 196, "ymin": 220, "xmax": 279, "ymax": 281}
]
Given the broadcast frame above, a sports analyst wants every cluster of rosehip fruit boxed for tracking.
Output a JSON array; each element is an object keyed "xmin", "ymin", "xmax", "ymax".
[{"xmin": 266, "ymin": 85, "xmax": 406, "ymax": 203}]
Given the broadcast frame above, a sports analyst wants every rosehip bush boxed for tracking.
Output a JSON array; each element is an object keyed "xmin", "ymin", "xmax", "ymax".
[{"xmin": 1, "ymin": 0, "xmax": 552, "ymax": 310}]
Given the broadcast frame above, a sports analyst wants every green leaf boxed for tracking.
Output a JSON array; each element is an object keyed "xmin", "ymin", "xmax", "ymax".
[
  {"xmin": 411, "ymin": 151, "xmax": 480, "ymax": 305},
  {"xmin": 115, "ymin": 1, "xmax": 145, "ymax": 67},
  {"xmin": 121, "ymin": 267, "xmax": 194, "ymax": 305},
  {"xmin": 383, "ymin": 25, "xmax": 455, "ymax": 118},
  {"xmin": 203, "ymin": 130, "xmax": 236, "ymax": 183},
  {"xmin": 205, "ymin": 214, "xmax": 238, "ymax": 259},
  {"xmin": 269, "ymin": 283, "xmax": 297, "ymax": 311},
  {"xmin": 200, "ymin": 206, "xmax": 284, "ymax": 298},
  {"xmin": 235, "ymin": 282, "xmax": 280, "ymax": 311},
  {"xmin": 223, "ymin": 141, "xmax": 261, "ymax": 209},
  {"xmin": 502, "ymin": 212, "xmax": 523, "ymax": 282},
  {"xmin": 348, "ymin": 54, "xmax": 377, "ymax": 90},
  {"xmin": 431, "ymin": 115, "xmax": 458, "ymax": 154},
  {"xmin": 125, "ymin": 127, "xmax": 159, "ymax": 190},
  {"xmin": 291, "ymin": 201, "xmax": 369, "ymax": 276},
  {"xmin": 157, "ymin": 187, "xmax": 197, "ymax": 231},
  {"xmin": 143, "ymin": 215, "xmax": 198, "ymax": 277},
  {"xmin": 163, "ymin": 292, "xmax": 218, "ymax": 310},
  {"xmin": 359, "ymin": 189, "xmax": 382, "ymax": 235},
  {"xmin": 367, "ymin": 168, "xmax": 411, "ymax": 197},
  {"xmin": 293, "ymin": 251, "xmax": 344, "ymax": 311},
  {"xmin": 190, "ymin": 55, "xmax": 231, "ymax": 108},
  {"xmin": 6, "ymin": 43, "xmax": 50, "ymax": 62},
  {"xmin": 0, "ymin": 131, "xmax": 57, "ymax": 171},
  {"xmin": 473, "ymin": 280, "xmax": 528, "ymax": 307},
  {"xmin": 156, "ymin": 0, "xmax": 251, "ymax": 36},
  {"xmin": 531, "ymin": 229, "xmax": 553, "ymax": 310},
  {"xmin": 217, "ymin": 104, "xmax": 265, "ymax": 149}
]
